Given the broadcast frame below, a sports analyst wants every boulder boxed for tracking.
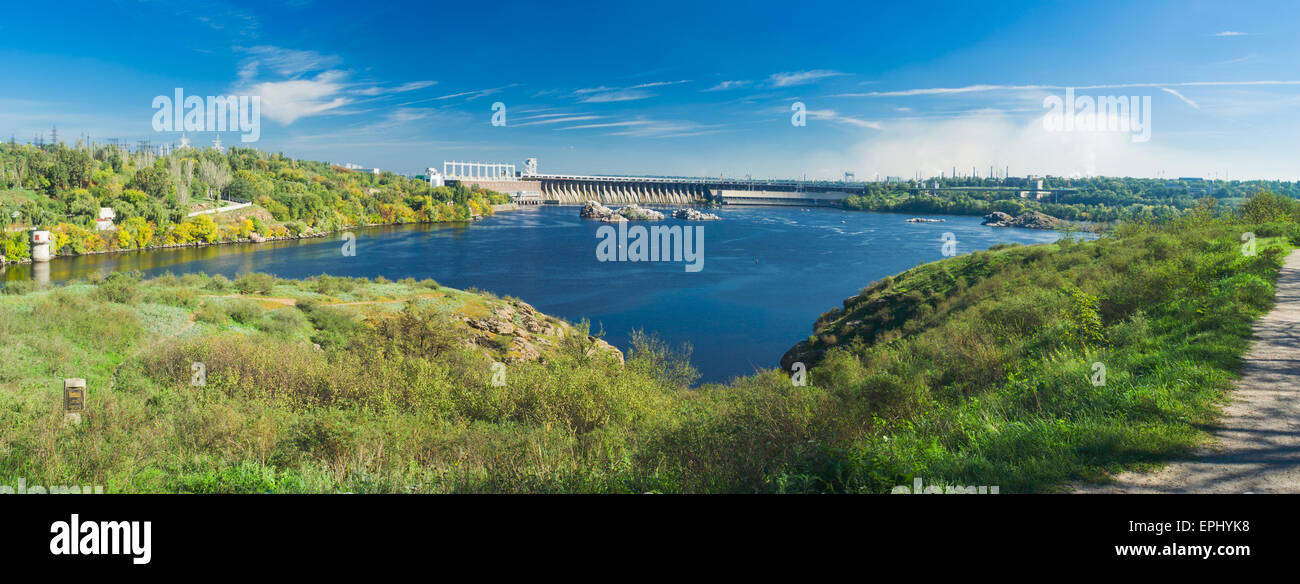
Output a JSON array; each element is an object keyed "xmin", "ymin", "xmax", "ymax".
[
  {"xmin": 580, "ymin": 200, "xmax": 615, "ymax": 219},
  {"xmin": 981, "ymin": 211, "xmax": 1061, "ymax": 230},
  {"xmin": 673, "ymin": 208, "xmax": 721, "ymax": 221},
  {"xmin": 1008, "ymin": 211, "xmax": 1061, "ymax": 230},
  {"xmin": 981, "ymin": 211, "xmax": 1013, "ymax": 226},
  {"xmin": 615, "ymin": 204, "xmax": 665, "ymax": 221}
]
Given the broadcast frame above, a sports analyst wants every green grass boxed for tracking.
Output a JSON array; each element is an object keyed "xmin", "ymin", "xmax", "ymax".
[{"xmin": 1, "ymin": 194, "xmax": 1298, "ymax": 493}]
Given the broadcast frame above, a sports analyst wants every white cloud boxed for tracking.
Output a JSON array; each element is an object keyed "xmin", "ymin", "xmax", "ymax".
[
  {"xmin": 767, "ymin": 70, "xmax": 846, "ymax": 87},
  {"xmin": 1211, "ymin": 31, "xmax": 1251, "ymax": 37},
  {"xmin": 244, "ymin": 71, "xmax": 351, "ymax": 124},
  {"xmin": 704, "ymin": 80, "xmax": 752, "ymax": 92},
  {"xmin": 836, "ymin": 110, "xmax": 1291, "ymax": 180},
  {"xmin": 806, "ymin": 108, "xmax": 883, "ymax": 130},
  {"xmin": 578, "ymin": 89, "xmax": 656, "ymax": 103},
  {"xmin": 239, "ymin": 46, "xmax": 340, "ymax": 78},
  {"xmin": 837, "ymin": 80, "xmax": 1300, "ymax": 98},
  {"xmin": 515, "ymin": 115, "xmax": 604, "ymax": 127}
]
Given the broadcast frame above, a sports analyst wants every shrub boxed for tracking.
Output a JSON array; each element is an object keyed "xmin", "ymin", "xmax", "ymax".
[
  {"xmin": 1, "ymin": 279, "xmax": 38, "ymax": 295},
  {"xmin": 195, "ymin": 302, "xmax": 228, "ymax": 324},
  {"xmin": 93, "ymin": 272, "xmax": 142, "ymax": 304},
  {"xmin": 226, "ymin": 299, "xmax": 265, "ymax": 325},
  {"xmin": 234, "ymin": 272, "xmax": 276, "ymax": 295}
]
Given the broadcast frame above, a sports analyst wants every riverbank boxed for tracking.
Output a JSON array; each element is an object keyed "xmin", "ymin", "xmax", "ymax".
[
  {"xmin": 4, "ymin": 195, "xmax": 1295, "ymax": 492},
  {"xmin": 0, "ymin": 217, "xmax": 488, "ymax": 267}
]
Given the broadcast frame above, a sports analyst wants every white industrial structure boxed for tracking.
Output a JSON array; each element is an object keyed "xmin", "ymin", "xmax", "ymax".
[
  {"xmin": 444, "ymin": 161, "xmax": 517, "ymax": 179},
  {"xmin": 426, "ymin": 167, "xmax": 445, "ymax": 187}
]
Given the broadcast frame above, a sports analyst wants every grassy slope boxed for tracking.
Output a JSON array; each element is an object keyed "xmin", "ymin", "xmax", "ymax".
[{"xmin": 1, "ymin": 211, "xmax": 1296, "ymax": 493}]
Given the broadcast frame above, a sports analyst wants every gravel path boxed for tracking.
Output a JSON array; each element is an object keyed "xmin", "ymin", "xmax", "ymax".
[{"xmin": 1078, "ymin": 249, "xmax": 1300, "ymax": 493}]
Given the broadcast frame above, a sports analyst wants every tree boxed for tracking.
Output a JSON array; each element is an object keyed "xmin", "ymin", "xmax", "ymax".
[
  {"xmin": 198, "ymin": 159, "xmax": 232, "ymax": 203},
  {"xmin": 128, "ymin": 166, "xmax": 173, "ymax": 199}
]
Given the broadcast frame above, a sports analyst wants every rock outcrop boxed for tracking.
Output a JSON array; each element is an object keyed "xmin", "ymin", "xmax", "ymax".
[
  {"xmin": 585, "ymin": 336, "xmax": 625, "ymax": 364},
  {"xmin": 615, "ymin": 204, "xmax": 664, "ymax": 221},
  {"xmin": 982, "ymin": 211, "xmax": 1061, "ymax": 230},
  {"xmin": 580, "ymin": 200, "xmax": 615, "ymax": 220},
  {"xmin": 579, "ymin": 200, "xmax": 665, "ymax": 221},
  {"xmin": 673, "ymin": 208, "xmax": 721, "ymax": 221}
]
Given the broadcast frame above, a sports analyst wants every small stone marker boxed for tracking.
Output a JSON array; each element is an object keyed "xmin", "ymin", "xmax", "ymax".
[{"xmin": 63, "ymin": 378, "xmax": 85, "ymax": 424}]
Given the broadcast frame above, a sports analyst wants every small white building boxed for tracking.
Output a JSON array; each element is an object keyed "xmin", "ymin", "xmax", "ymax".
[{"xmin": 95, "ymin": 207, "xmax": 116, "ymax": 231}]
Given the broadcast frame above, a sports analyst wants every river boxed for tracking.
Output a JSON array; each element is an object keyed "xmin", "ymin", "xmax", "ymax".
[{"xmin": 1, "ymin": 205, "xmax": 1083, "ymax": 383}]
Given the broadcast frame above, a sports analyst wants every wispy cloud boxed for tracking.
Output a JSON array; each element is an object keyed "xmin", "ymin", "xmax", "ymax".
[
  {"xmin": 835, "ymin": 80, "xmax": 1300, "ymax": 98},
  {"xmin": 578, "ymin": 89, "xmax": 656, "ymax": 103},
  {"xmin": 435, "ymin": 85, "xmax": 517, "ymax": 101},
  {"xmin": 233, "ymin": 46, "xmax": 439, "ymax": 125},
  {"xmin": 704, "ymin": 80, "xmax": 752, "ymax": 92},
  {"xmin": 1211, "ymin": 31, "xmax": 1251, "ymax": 37},
  {"xmin": 237, "ymin": 45, "xmax": 340, "ymax": 79},
  {"xmin": 356, "ymin": 80, "xmax": 437, "ymax": 96},
  {"xmin": 557, "ymin": 118, "xmax": 723, "ymax": 138},
  {"xmin": 1160, "ymin": 87, "xmax": 1199, "ymax": 109},
  {"xmin": 629, "ymin": 80, "xmax": 691, "ymax": 89},
  {"xmin": 767, "ymin": 70, "xmax": 846, "ymax": 87},
  {"xmin": 806, "ymin": 109, "xmax": 883, "ymax": 130},
  {"xmin": 514, "ymin": 115, "xmax": 604, "ymax": 127},
  {"xmin": 570, "ymin": 80, "xmax": 690, "ymax": 103}
]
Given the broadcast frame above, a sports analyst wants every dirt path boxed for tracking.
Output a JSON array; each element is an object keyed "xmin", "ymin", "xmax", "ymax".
[{"xmin": 1078, "ymin": 249, "xmax": 1300, "ymax": 493}]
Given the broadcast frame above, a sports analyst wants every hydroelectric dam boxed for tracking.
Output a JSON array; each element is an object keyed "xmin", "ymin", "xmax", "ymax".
[{"xmin": 429, "ymin": 159, "xmax": 863, "ymax": 207}]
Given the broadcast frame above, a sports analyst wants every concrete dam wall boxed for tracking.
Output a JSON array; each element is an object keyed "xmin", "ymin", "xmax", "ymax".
[
  {"xmin": 537, "ymin": 178, "xmax": 707, "ymax": 204},
  {"xmin": 455, "ymin": 176, "xmax": 857, "ymax": 207}
]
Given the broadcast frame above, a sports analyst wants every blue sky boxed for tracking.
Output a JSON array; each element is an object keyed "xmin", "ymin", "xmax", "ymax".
[{"xmin": 4, "ymin": 0, "xmax": 1300, "ymax": 179}]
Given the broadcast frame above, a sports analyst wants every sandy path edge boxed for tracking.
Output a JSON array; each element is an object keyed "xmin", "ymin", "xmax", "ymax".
[{"xmin": 1074, "ymin": 249, "xmax": 1300, "ymax": 493}]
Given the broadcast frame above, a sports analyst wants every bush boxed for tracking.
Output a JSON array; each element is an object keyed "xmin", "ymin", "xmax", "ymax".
[
  {"xmin": 147, "ymin": 287, "xmax": 199, "ymax": 309},
  {"xmin": 226, "ymin": 299, "xmax": 265, "ymax": 325},
  {"xmin": 1, "ymin": 279, "xmax": 38, "ymax": 295},
  {"xmin": 234, "ymin": 272, "xmax": 276, "ymax": 295},
  {"xmin": 93, "ymin": 272, "xmax": 142, "ymax": 304},
  {"xmin": 258, "ymin": 308, "xmax": 308, "ymax": 337},
  {"xmin": 206, "ymin": 274, "xmax": 232, "ymax": 292},
  {"xmin": 195, "ymin": 302, "xmax": 228, "ymax": 324}
]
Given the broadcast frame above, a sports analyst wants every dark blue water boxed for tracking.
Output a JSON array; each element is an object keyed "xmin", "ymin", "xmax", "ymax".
[{"xmin": 2, "ymin": 206, "xmax": 1077, "ymax": 383}]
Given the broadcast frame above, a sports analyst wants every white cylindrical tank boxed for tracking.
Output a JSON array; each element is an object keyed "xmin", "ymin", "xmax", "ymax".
[{"xmin": 31, "ymin": 230, "xmax": 52, "ymax": 262}]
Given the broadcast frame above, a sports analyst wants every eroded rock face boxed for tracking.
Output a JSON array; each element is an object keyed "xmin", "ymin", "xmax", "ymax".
[
  {"xmin": 507, "ymin": 337, "xmax": 541, "ymax": 363},
  {"xmin": 779, "ymin": 340, "xmax": 823, "ymax": 372},
  {"xmin": 585, "ymin": 336, "xmax": 625, "ymax": 364},
  {"xmin": 466, "ymin": 317, "xmax": 515, "ymax": 335}
]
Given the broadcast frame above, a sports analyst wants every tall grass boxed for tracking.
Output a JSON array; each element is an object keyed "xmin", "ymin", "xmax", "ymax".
[{"xmin": 0, "ymin": 193, "xmax": 1296, "ymax": 492}]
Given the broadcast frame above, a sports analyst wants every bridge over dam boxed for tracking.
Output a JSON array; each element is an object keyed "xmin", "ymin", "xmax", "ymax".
[{"xmin": 436, "ymin": 160, "xmax": 862, "ymax": 207}]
